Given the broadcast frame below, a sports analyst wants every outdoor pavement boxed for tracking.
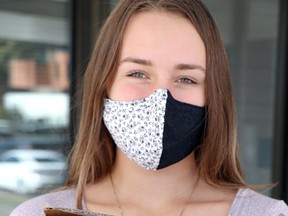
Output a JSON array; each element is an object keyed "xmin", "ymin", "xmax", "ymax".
[{"xmin": 0, "ymin": 190, "xmax": 32, "ymax": 216}]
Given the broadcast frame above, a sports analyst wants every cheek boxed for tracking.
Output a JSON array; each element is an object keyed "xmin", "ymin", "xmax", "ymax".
[
  {"xmin": 109, "ymin": 83, "xmax": 148, "ymax": 101},
  {"xmin": 172, "ymin": 88, "xmax": 205, "ymax": 107}
]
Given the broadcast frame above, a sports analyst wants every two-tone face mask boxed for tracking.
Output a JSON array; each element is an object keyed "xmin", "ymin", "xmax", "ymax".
[{"xmin": 103, "ymin": 89, "xmax": 206, "ymax": 170}]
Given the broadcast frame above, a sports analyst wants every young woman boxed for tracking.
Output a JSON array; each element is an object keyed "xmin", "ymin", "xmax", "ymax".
[{"xmin": 11, "ymin": 0, "xmax": 288, "ymax": 215}]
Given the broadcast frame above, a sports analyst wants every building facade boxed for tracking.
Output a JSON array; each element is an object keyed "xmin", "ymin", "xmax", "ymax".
[{"xmin": 0, "ymin": 0, "xmax": 287, "ymax": 214}]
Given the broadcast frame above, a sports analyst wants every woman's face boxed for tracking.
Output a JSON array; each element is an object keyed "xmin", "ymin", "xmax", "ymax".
[{"xmin": 109, "ymin": 11, "xmax": 206, "ymax": 106}]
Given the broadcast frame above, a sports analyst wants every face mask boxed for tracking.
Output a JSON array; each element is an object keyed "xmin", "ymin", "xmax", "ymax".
[{"xmin": 103, "ymin": 89, "xmax": 206, "ymax": 170}]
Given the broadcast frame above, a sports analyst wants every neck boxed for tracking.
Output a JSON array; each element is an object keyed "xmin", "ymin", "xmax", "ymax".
[{"xmin": 111, "ymin": 149, "xmax": 199, "ymax": 210}]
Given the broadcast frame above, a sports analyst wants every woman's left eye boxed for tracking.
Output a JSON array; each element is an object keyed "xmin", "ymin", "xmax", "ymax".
[{"xmin": 177, "ymin": 77, "xmax": 197, "ymax": 84}]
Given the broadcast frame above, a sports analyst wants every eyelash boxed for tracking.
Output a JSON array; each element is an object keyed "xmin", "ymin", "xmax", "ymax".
[
  {"xmin": 127, "ymin": 71, "xmax": 147, "ymax": 79},
  {"xmin": 177, "ymin": 77, "xmax": 197, "ymax": 84}
]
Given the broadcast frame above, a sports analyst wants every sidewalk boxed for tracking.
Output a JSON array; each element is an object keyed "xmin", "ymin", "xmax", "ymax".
[{"xmin": 0, "ymin": 190, "xmax": 32, "ymax": 216}]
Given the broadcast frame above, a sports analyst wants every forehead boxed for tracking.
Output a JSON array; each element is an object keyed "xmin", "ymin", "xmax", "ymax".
[{"xmin": 119, "ymin": 11, "xmax": 206, "ymax": 66}]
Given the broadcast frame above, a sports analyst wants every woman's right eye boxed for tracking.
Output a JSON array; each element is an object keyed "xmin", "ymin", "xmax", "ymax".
[{"xmin": 127, "ymin": 71, "xmax": 147, "ymax": 79}]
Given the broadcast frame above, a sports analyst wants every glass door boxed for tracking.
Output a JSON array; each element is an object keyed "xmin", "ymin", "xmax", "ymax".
[{"xmin": 0, "ymin": 0, "xmax": 71, "ymax": 214}]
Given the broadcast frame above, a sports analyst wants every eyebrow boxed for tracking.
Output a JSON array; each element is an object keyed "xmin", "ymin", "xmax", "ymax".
[
  {"xmin": 176, "ymin": 63, "xmax": 206, "ymax": 72},
  {"xmin": 120, "ymin": 57, "xmax": 206, "ymax": 72},
  {"xmin": 120, "ymin": 57, "xmax": 152, "ymax": 66}
]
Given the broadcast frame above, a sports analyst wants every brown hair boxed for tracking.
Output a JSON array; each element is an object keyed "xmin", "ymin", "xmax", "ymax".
[{"xmin": 65, "ymin": 0, "xmax": 246, "ymax": 208}]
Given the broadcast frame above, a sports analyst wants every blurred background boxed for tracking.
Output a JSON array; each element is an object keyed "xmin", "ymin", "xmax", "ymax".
[{"xmin": 0, "ymin": 0, "xmax": 288, "ymax": 215}]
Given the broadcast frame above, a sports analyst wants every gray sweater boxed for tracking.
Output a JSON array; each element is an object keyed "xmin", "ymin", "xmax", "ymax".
[{"xmin": 10, "ymin": 188, "xmax": 288, "ymax": 216}]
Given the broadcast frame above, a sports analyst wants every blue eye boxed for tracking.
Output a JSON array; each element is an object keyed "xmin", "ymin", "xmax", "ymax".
[
  {"xmin": 127, "ymin": 71, "xmax": 147, "ymax": 79},
  {"xmin": 177, "ymin": 77, "xmax": 197, "ymax": 84}
]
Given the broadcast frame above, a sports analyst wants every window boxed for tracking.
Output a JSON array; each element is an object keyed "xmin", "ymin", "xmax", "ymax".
[
  {"xmin": 0, "ymin": 1, "xmax": 71, "ymax": 214},
  {"xmin": 203, "ymin": 0, "xmax": 280, "ymax": 188},
  {"xmin": 3, "ymin": 157, "xmax": 19, "ymax": 163}
]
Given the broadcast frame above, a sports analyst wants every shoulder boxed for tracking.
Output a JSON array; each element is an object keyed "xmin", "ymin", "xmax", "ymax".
[
  {"xmin": 10, "ymin": 188, "xmax": 77, "ymax": 216},
  {"xmin": 229, "ymin": 188, "xmax": 288, "ymax": 216}
]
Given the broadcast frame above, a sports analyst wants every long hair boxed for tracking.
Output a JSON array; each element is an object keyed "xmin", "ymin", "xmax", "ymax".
[{"xmin": 65, "ymin": 0, "xmax": 246, "ymax": 208}]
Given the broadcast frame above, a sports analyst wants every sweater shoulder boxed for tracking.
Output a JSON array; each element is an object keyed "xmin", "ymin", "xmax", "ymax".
[
  {"xmin": 229, "ymin": 188, "xmax": 288, "ymax": 216},
  {"xmin": 10, "ymin": 188, "xmax": 77, "ymax": 216}
]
